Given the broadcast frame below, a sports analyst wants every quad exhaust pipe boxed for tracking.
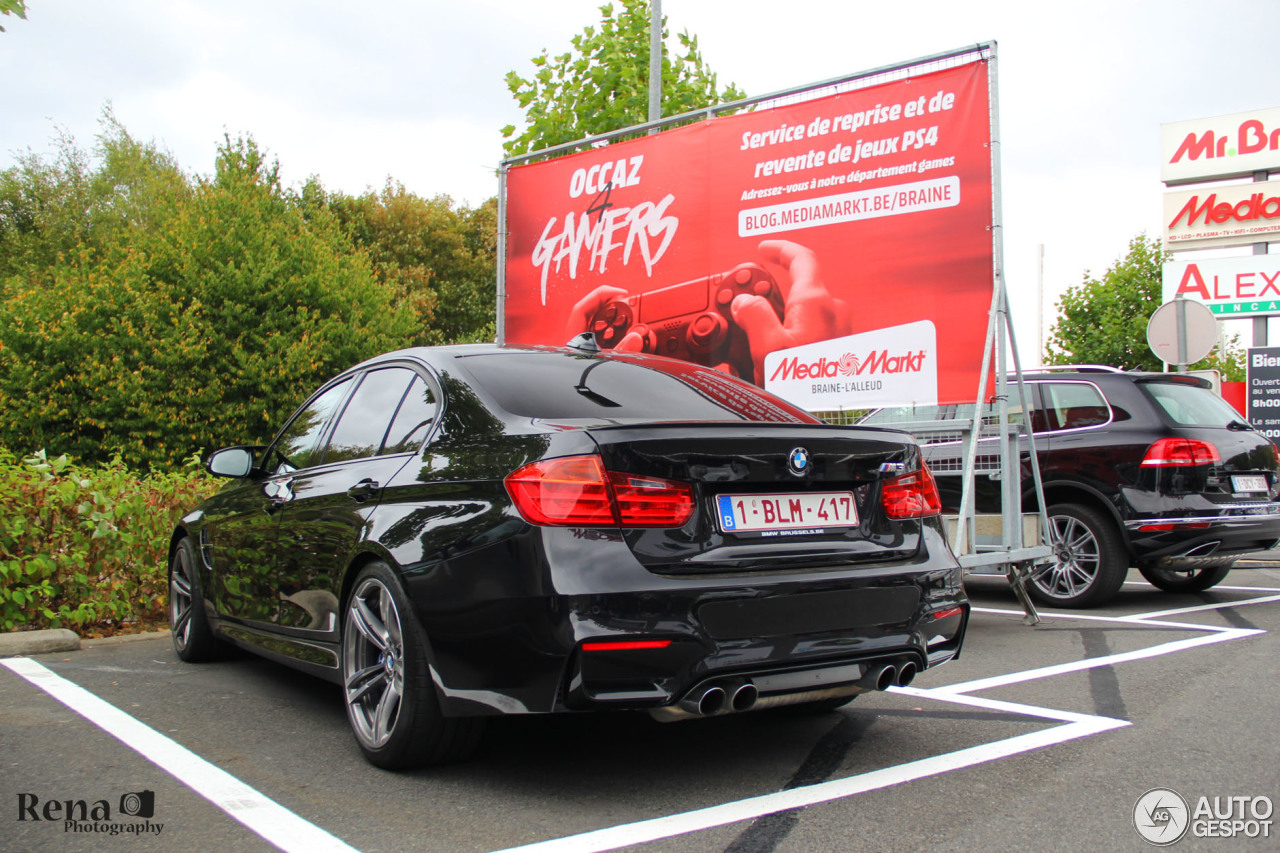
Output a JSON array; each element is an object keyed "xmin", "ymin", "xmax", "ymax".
[
  {"xmin": 680, "ymin": 684, "xmax": 727, "ymax": 716},
  {"xmin": 855, "ymin": 658, "xmax": 917, "ymax": 691},
  {"xmin": 677, "ymin": 679, "xmax": 759, "ymax": 717},
  {"xmin": 652, "ymin": 658, "xmax": 919, "ymax": 722}
]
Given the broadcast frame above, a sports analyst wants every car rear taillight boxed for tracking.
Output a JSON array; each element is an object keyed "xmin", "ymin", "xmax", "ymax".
[
  {"xmin": 505, "ymin": 455, "xmax": 695, "ymax": 528},
  {"xmin": 607, "ymin": 471, "xmax": 696, "ymax": 527},
  {"xmin": 1140, "ymin": 438, "xmax": 1222, "ymax": 467},
  {"xmin": 504, "ymin": 456, "xmax": 616, "ymax": 526},
  {"xmin": 881, "ymin": 464, "xmax": 942, "ymax": 519}
]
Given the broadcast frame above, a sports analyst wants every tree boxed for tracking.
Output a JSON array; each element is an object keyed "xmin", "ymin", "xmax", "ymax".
[
  {"xmin": 1044, "ymin": 234, "xmax": 1245, "ymax": 380},
  {"xmin": 0, "ymin": 130, "xmax": 418, "ymax": 468},
  {"xmin": 0, "ymin": 106, "xmax": 189, "ymax": 289},
  {"xmin": 502, "ymin": 0, "xmax": 746, "ymax": 156},
  {"xmin": 324, "ymin": 183, "xmax": 497, "ymax": 345},
  {"xmin": 0, "ymin": 0, "xmax": 26, "ymax": 32}
]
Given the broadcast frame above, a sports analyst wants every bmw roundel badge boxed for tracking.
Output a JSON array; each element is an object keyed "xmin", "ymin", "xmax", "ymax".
[{"xmin": 787, "ymin": 447, "xmax": 810, "ymax": 477}]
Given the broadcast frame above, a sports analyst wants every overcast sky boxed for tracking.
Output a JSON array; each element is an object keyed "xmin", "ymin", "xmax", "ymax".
[{"xmin": 4, "ymin": 0, "xmax": 1278, "ymax": 362}]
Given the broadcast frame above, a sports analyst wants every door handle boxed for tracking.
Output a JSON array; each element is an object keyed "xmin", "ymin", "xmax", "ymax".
[{"xmin": 347, "ymin": 479, "xmax": 380, "ymax": 502}]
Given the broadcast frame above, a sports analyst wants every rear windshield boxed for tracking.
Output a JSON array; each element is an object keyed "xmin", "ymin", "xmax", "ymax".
[
  {"xmin": 456, "ymin": 351, "xmax": 816, "ymax": 423},
  {"xmin": 1139, "ymin": 380, "xmax": 1247, "ymax": 427}
]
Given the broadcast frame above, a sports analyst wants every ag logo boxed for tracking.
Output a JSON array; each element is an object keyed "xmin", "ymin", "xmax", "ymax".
[{"xmin": 1133, "ymin": 787, "xmax": 1190, "ymax": 845}]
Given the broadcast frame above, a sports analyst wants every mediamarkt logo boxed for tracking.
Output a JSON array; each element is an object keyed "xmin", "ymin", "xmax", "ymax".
[
  {"xmin": 768, "ymin": 349, "xmax": 928, "ymax": 382},
  {"xmin": 1168, "ymin": 191, "xmax": 1280, "ymax": 229}
]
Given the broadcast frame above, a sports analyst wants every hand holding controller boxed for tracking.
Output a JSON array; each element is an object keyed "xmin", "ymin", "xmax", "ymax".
[{"xmin": 590, "ymin": 263, "xmax": 784, "ymax": 379}]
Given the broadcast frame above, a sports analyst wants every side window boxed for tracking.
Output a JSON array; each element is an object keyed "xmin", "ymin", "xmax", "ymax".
[
  {"xmin": 383, "ymin": 376, "xmax": 438, "ymax": 454},
  {"xmin": 1040, "ymin": 382, "xmax": 1110, "ymax": 432},
  {"xmin": 324, "ymin": 368, "xmax": 418, "ymax": 463},
  {"xmin": 272, "ymin": 379, "xmax": 352, "ymax": 474},
  {"xmin": 1014, "ymin": 384, "xmax": 1048, "ymax": 432}
]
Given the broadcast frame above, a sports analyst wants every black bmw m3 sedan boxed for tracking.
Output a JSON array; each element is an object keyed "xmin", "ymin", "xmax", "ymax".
[{"xmin": 168, "ymin": 343, "xmax": 968, "ymax": 768}]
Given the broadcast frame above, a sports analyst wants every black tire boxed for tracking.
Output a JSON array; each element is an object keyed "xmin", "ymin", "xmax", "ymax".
[
  {"xmin": 341, "ymin": 562, "xmax": 485, "ymax": 769},
  {"xmin": 1137, "ymin": 562, "xmax": 1233, "ymax": 594},
  {"xmin": 1030, "ymin": 503, "xmax": 1128, "ymax": 608},
  {"xmin": 169, "ymin": 536, "xmax": 222, "ymax": 662}
]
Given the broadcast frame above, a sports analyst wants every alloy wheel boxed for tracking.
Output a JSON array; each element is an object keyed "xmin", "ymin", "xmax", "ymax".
[
  {"xmin": 1037, "ymin": 513, "xmax": 1102, "ymax": 600},
  {"xmin": 169, "ymin": 546, "xmax": 196, "ymax": 653},
  {"xmin": 343, "ymin": 577, "xmax": 406, "ymax": 749}
]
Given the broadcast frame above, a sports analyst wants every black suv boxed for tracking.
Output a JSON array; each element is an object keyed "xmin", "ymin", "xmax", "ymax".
[{"xmin": 861, "ymin": 367, "xmax": 1280, "ymax": 607}]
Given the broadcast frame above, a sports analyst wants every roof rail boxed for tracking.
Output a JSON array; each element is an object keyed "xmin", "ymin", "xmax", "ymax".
[{"xmin": 1026, "ymin": 364, "xmax": 1125, "ymax": 374}]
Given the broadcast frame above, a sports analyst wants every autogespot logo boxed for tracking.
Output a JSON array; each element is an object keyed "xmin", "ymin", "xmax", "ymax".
[{"xmin": 1134, "ymin": 788, "xmax": 1190, "ymax": 846}]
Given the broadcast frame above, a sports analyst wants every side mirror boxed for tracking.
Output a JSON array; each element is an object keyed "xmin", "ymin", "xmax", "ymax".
[{"xmin": 206, "ymin": 446, "xmax": 256, "ymax": 478}]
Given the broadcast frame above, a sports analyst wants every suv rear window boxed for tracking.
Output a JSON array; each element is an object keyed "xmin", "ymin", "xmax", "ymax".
[
  {"xmin": 1140, "ymin": 379, "xmax": 1248, "ymax": 427},
  {"xmin": 457, "ymin": 352, "xmax": 815, "ymax": 423}
]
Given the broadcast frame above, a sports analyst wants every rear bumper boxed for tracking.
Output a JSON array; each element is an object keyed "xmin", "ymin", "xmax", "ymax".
[
  {"xmin": 1124, "ymin": 504, "xmax": 1280, "ymax": 568},
  {"xmin": 407, "ymin": 521, "xmax": 967, "ymax": 717}
]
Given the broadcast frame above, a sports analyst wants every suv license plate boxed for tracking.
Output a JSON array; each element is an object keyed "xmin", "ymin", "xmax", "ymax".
[
  {"xmin": 716, "ymin": 492, "xmax": 858, "ymax": 533},
  {"xmin": 1231, "ymin": 475, "xmax": 1269, "ymax": 493}
]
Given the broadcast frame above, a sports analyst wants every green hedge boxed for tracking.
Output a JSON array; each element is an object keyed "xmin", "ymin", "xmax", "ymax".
[{"xmin": 0, "ymin": 449, "xmax": 219, "ymax": 636}]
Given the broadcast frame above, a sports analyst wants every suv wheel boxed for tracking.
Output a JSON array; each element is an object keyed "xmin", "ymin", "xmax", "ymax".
[
  {"xmin": 1031, "ymin": 503, "xmax": 1128, "ymax": 608},
  {"xmin": 1137, "ymin": 563, "xmax": 1233, "ymax": 594}
]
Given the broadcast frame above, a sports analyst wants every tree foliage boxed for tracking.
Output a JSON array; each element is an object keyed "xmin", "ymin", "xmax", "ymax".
[
  {"xmin": 323, "ymin": 182, "xmax": 497, "ymax": 345},
  {"xmin": 1044, "ymin": 234, "xmax": 1245, "ymax": 380},
  {"xmin": 0, "ymin": 123, "xmax": 423, "ymax": 468},
  {"xmin": 502, "ymin": 0, "xmax": 746, "ymax": 156},
  {"xmin": 0, "ymin": 0, "xmax": 26, "ymax": 32}
]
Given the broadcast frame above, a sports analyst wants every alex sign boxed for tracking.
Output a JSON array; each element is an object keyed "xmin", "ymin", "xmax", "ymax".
[
  {"xmin": 1161, "ymin": 107, "xmax": 1280, "ymax": 185},
  {"xmin": 1163, "ymin": 179, "xmax": 1280, "ymax": 250},
  {"xmin": 1163, "ymin": 257, "xmax": 1280, "ymax": 318},
  {"xmin": 502, "ymin": 60, "xmax": 994, "ymax": 410}
]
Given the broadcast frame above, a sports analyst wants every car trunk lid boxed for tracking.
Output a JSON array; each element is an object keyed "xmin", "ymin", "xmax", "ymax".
[{"xmin": 581, "ymin": 422, "xmax": 934, "ymax": 573}]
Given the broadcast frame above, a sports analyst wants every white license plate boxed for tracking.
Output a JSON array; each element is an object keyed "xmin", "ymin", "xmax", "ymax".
[
  {"xmin": 716, "ymin": 492, "xmax": 858, "ymax": 533},
  {"xmin": 1231, "ymin": 474, "xmax": 1269, "ymax": 493}
]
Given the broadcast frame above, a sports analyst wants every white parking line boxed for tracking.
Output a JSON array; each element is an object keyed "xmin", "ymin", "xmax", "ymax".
[
  {"xmin": 928, "ymin": 627, "xmax": 1260, "ymax": 696},
  {"xmin": 489, "ymin": 586, "xmax": 1277, "ymax": 853},
  {"xmin": 0, "ymin": 657, "xmax": 358, "ymax": 853},
  {"xmin": 489, "ymin": 692, "xmax": 1127, "ymax": 853},
  {"xmin": 1130, "ymin": 593, "xmax": 1280, "ymax": 621}
]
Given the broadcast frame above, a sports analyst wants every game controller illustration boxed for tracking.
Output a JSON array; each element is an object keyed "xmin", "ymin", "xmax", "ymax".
[{"xmin": 589, "ymin": 263, "xmax": 785, "ymax": 380}]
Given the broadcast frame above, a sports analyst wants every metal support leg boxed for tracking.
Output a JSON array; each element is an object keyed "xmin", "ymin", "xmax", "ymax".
[{"xmin": 1006, "ymin": 561, "xmax": 1041, "ymax": 626}]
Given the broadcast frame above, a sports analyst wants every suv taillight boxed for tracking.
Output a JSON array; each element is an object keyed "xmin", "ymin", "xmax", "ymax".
[
  {"xmin": 505, "ymin": 455, "xmax": 695, "ymax": 528},
  {"xmin": 881, "ymin": 464, "xmax": 942, "ymax": 519},
  {"xmin": 1140, "ymin": 438, "xmax": 1222, "ymax": 467}
]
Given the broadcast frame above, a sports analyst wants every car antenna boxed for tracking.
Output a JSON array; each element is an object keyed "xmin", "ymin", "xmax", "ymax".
[{"xmin": 566, "ymin": 332, "xmax": 601, "ymax": 353}]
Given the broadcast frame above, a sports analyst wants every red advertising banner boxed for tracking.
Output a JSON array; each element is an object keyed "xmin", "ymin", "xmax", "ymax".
[{"xmin": 503, "ymin": 61, "xmax": 993, "ymax": 410}]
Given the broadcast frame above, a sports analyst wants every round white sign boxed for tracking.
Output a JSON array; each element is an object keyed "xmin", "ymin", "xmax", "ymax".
[{"xmin": 1147, "ymin": 299, "xmax": 1218, "ymax": 365}]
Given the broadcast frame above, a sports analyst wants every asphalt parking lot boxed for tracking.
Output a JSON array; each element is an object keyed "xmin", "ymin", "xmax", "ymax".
[{"xmin": 4, "ymin": 565, "xmax": 1280, "ymax": 853}]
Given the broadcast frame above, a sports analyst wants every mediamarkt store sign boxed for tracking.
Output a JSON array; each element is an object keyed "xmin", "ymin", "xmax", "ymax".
[
  {"xmin": 1163, "ymin": 179, "xmax": 1280, "ymax": 250},
  {"xmin": 1161, "ymin": 107, "xmax": 1280, "ymax": 185}
]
